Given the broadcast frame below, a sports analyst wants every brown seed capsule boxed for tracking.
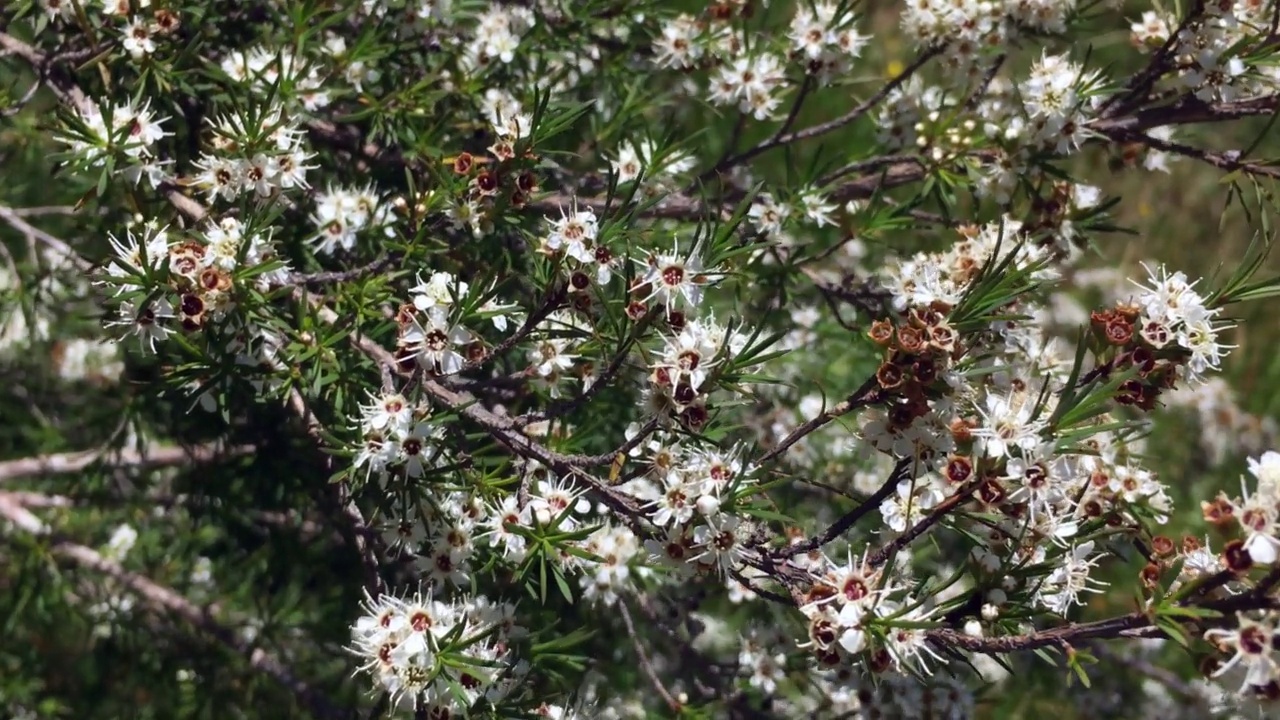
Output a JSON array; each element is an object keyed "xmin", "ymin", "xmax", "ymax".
[
  {"xmin": 803, "ymin": 583, "xmax": 838, "ymax": 607},
  {"xmin": 153, "ymin": 8, "xmax": 180, "ymax": 33},
  {"xmin": 868, "ymin": 648, "xmax": 893, "ymax": 673},
  {"xmin": 912, "ymin": 357, "xmax": 938, "ymax": 386},
  {"xmin": 1139, "ymin": 562, "xmax": 1162, "ymax": 589},
  {"xmin": 1151, "ymin": 535, "xmax": 1175, "ymax": 558},
  {"xmin": 625, "ymin": 301, "xmax": 648, "ymax": 321},
  {"xmin": 488, "ymin": 140, "xmax": 515, "ymax": 162},
  {"xmin": 1198, "ymin": 654, "xmax": 1222, "ymax": 678},
  {"xmin": 876, "ymin": 361, "xmax": 906, "ymax": 390},
  {"xmin": 1104, "ymin": 318, "xmax": 1134, "ymax": 346},
  {"xmin": 1223, "ymin": 538, "xmax": 1253, "ymax": 573},
  {"xmin": 199, "ymin": 267, "xmax": 232, "ymax": 293},
  {"xmin": 1127, "ymin": 347, "xmax": 1157, "ymax": 376},
  {"xmin": 179, "ymin": 292, "xmax": 204, "ymax": 318},
  {"xmin": 474, "ymin": 170, "xmax": 500, "ymax": 196},
  {"xmin": 929, "ymin": 324, "xmax": 956, "ymax": 352},
  {"xmin": 1182, "ymin": 535, "xmax": 1202, "ymax": 554},
  {"xmin": 1201, "ymin": 497, "xmax": 1235, "ymax": 526},
  {"xmin": 977, "ymin": 478, "xmax": 1006, "ymax": 506},
  {"xmin": 815, "ymin": 648, "xmax": 842, "ymax": 667},
  {"xmin": 945, "ymin": 455, "xmax": 973, "ymax": 485},
  {"xmin": 709, "ymin": 2, "xmax": 736, "ymax": 21},
  {"xmin": 949, "ymin": 417, "xmax": 976, "ymax": 443},
  {"xmin": 452, "ymin": 152, "xmax": 474, "ymax": 175},
  {"xmin": 1114, "ymin": 301, "xmax": 1141, "ymax": 324},
  {"xmin": 888, "ymin": 402, "xmax": 916, "ymax": 429},
  {"xmin": 868, "ymin": 319, "xmax": 894, "ymax": 346},
  {"xmin": 651, "ymin": 366, "xmax": 673, "ymax": 387},
  {"xmin": 1115, "ymin": 379, "xmax": 1144, "ymax": 406},
  {"xmin": 896, "ymin": 325, "xmax": 925, "ymax": 354},
  {"xmin": 680, "ymin": 402, "xmax": 708, "ymax": 430},
  {"xmin": 673, "ymin": 383, "xmax": 696, "ymax": 406}
]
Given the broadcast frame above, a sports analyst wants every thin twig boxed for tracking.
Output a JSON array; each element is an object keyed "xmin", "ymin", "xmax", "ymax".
[
  {"xmin": 773, "ymin": 457, "xmax": 913, "ymax": 559},
  {"xmin": 708, "ymin": 47, "xmax": 944, "ymax": 175},
  {"xmin": 619, "ymin": 600, "xmax": 681, "ymax": 713}
]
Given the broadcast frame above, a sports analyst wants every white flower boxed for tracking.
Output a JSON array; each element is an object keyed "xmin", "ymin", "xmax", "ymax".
[
  {"xmin": 400, "ymin": 308, "xmax": 473, "ymax": 375},
  {"xmin": 1204, "ymin": 615, "xmax": 1279, "ymax": 691},
  {"xmin": 104, "ymin": 524, "xmax": 139, "ymax": 561},
  {"xmin": 972, "ymin": 392, "xmax": 1046, "ymax": 459},
  {"xmin": 121, "ymin": 18, "xmax": 156, "ymax": 58},
  {"xmin": 640, "ymin": 243, "xmax": 716, "ymax": 313}
]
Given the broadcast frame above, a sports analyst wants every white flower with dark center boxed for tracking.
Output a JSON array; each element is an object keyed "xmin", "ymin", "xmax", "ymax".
[
  {"xmin": 640, "ymin": 243, "xmax": 715, "ymax": 313},
  {"xmin": 396, "ymin": 421, "xmax": 443, "ymax": 479},
  {"xmin": 401, "ymin": 308, "xmax": 473, "ymax": 375},
  {"xmin": 411, "ymin": 271, "xmax": 469, "ymax": 314},
  {"xmin": 544, "ymin": 205, "xmax": 598, "ymax": 263},
  {"xmin": 1204, "ymin": 614, "xmax": 1279, "ymax": 691},
  {"xmin": 529, "ymin": 477, "xmax": 591, "ymax": 529},
  {"xmin": 973, "ymin": 392, "xmax": 1046, "ymax": 459},
  {"xmin": 359, "ymin": 392, "xmax": 414, "ymax": 435}
]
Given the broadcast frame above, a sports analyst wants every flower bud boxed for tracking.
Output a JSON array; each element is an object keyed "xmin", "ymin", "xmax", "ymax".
[{"xmin": 695, "ymin": 494, "xmax": 720, "ymax": 517}]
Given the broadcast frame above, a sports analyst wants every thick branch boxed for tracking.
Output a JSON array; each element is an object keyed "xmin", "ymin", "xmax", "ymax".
[
  {"xmin": 0, "ymin": 498, "xmax": 352, "ymax": 720},
  {"xmin": 0, "ymin": 443, "xmax": 253, "ymax": 484}
]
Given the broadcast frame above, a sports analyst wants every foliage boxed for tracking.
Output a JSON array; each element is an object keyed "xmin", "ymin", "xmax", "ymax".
[{"xmin": 3, "ymin": 0, "xmax": 1280, "ymax": 718}]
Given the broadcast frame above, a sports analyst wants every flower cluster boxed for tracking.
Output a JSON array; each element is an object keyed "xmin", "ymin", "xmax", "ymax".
[
  {"xmin": 58, "ymin": 99, "xmax": 171, "ymax": 188},
  {"xmin": 351, "ymin": 589, "xmax": 527, "ymax": 712},
  {"xmin": 13, "ymin": 0, "xmax": 1280, "ymax": 718},
  {"xmin": 309, "ymin": 184, "xmax": 396, "ymax": 255},
  {"xmin": 191, "ymin": 109, "xmax": 317, "ymax": 203}
]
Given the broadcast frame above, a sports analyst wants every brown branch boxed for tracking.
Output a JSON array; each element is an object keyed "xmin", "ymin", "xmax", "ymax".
[
  {"xmin": 0, "ymin": 204, "xmax": 92, "ymax": 271},
  {"xmin": 1105, "ymin": 128, "xmax": 1280, "ymax": 180},
  {"xmin": 0, "ymin": 443, "xmax": 253, "ymax": 484},
  {"xmin": 928, "ymin": 557, "xmax": 1280, "ymax": 655},
  {"xmin": 619, "ymin": 600, "xmax": 681, "ymax": 713},
  {"xmin": 772, "ymin": 457, "xmax": 913, "ymax": 559},
  {"xmin": 707, "ymin": 47, "xmax": 944, "ymax": 176},
  {"xmin": 756, "ymin": 376, "xmax": 881, "ymax": 466},
  {"xmin": 301, "ymin": 296, "xmax": 651, "ymax": 519},
  {"xmin": 0, "ymin": 498, "xmax": 353, "ymax": 720},
  {"xmin": 286, "ymin": 386, "xmax": 386, "ymax": 599},
  {"xmin": 286, "ymin": 255, "xmax": 400, "ymax": 287},
  {"xmin": 867, "ymin": 478, "xmax": 981, "ymax": 568},
  {"xmin": 1099, "ymin": 0, "xmax": 1207, "ymax": 117},
  {"xmin": 1090, "ymin": 95, "xmax": 1280, "ymax": 133}
]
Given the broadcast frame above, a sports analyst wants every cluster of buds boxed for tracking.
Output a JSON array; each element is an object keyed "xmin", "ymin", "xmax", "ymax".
[
  {"xmin": 1088, "ymin": 302, "xmax": 1183, "ymax": 410},
  {"xmin": 450, "ymin": 150, "xmax": 541, "ymax": 210},
  {"xmin": 165, "ymin": 240, "xmax": 233, "ymax": 331},
  {"xmin": 911, "ymin": 114, "xmax": 979, "ymax": 165},
  {"xmin": 868, "ymin": 304, "xmax": 958, "ymax": 401},
  {"xmin": 103, "ymin": 219, "xmax": 289, "ymax": 352},
  {"xmin": 1135, "ymin": 533, "xmax": 1241, "ymax": 600}
]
